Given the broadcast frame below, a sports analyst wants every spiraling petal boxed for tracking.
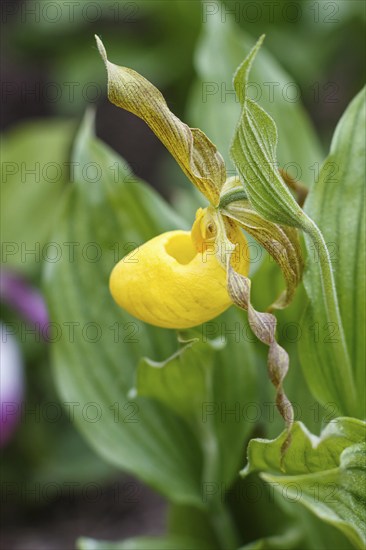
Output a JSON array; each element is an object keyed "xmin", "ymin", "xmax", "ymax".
[{"xmin": 96, "ymin": 36, "xmax": 226, "ymax": 206}]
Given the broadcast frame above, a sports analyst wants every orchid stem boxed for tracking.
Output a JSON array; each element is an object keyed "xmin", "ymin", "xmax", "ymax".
[
  {"xmin": 196, "ymin": 372, "xmax": 240, "ymax": 549},
  {"xmin": 209, "ymin": 499, "xmax": 240, "ymax": 550},
  {"xmin": 302, "ymin": 216, "xmax": 357, "ymax": 414}
]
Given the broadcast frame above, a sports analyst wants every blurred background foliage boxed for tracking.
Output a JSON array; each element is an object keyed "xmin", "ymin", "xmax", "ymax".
[{"xmin": 1, "ymin": 0, "xmax": 365, "ymax": 547}]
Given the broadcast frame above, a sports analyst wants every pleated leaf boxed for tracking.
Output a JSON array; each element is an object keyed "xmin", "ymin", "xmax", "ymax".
[
  {"xmin": 243, "ymin": 418, "xmax": 366, "ymax": 549},
  {"xmin": 1, "ymin": 119, "xmax": 75, "ymax": 276},
  {"xmin": 299, "ymin": 87, "xmax": 365, "ymax": 419},
  {"xmin": 44, "ymin": 111, "xmax": 204, "ymax": 506},
  {"xmin": 134, "ymin": 337, "xmax": 217, "ymax": 424}
]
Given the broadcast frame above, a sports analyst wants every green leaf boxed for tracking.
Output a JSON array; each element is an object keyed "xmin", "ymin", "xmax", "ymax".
[
  {"xmin": 243, "ymin": 417, "xmax": 366, "ymax": 549},
  {"xmin": 189, "ymin": 12, "xmax": 322, "ymax": 175},
  {"xmin": 1, "ymin": 119, "xmax": 75, "ymax": 275},
  {"xmin": 135, "ymin": 327, "xmax": 256, "ymax": 475},
  {"xmin": 292, "ymin": 503, "xmax": 355, "ymax": 550},
  {"xmin": 44, "ymin": 111, "xmax": 205, "ymax": 506},
  {"xmin": 134, "ymin": 337, "xmax": 220, "ymax": 424},
  {"xmin": 134, "ymin": 331, "xmax": 257, "ymax": 548},
  {"xmin": 299, "ymin": 87, "xmax": 366, "ymax": 419},
  {"xmin": 44, "ymin": 111, "xmax": 260, "ymax": 542},
  {"xmin": 77, "ymin": 535, "xmax": 203, "ymax": 550}
]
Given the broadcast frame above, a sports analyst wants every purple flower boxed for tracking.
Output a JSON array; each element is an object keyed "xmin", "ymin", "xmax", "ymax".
[
  {"xmin": 0, "ymin": 323, "xmax": 24, "ymax": 447},
  {"xmin": 0, "ymin": 270, "xmax": 49, "ymax": 445},
  {"xmin": 0, "ymin": 269, "xmax": 49, "ymax": 332}
]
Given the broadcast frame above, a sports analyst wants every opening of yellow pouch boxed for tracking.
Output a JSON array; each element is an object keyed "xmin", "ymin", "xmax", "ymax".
[{"xmin": 164, "ymin": 233, "xmax": 197, "ymax": 265}]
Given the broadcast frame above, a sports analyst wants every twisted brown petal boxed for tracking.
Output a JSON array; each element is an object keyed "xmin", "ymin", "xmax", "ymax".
[
  {"xmin": 96, "ymin": 35, "xmax": 225, "ymax": 206},
  {"xmin": 227, "ymin": 264, "xmax": 294, "ymax": 447}
]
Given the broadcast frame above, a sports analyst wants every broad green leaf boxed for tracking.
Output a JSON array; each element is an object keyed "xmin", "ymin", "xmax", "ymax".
[
  {"xmin": 135, "ymin": 331, "xmax": 256, "ymax": 548},
  {"xmin": 44, "ymin": 111, "xmax": 204, "ymax": 506},
  {"xmin": 136, "ymin": 310, "xmax": 258, "ymax": 490},
  {"xmin": 188, "ymin": 11, "xmax": 322, "ymax": 174},
  {"xmin": 134, "ymin": 337, "xmax": 219, "ymax": 424},
  {"xmin": 243, "ymin": 417, "xmax": 366, "ymax": 548},
  {"xmin": 1, "ymin": 119, "xmax": 75, "ymax": 275},
  {"xmin": 77, "ymin": 535, "xmax": 203, "ymax": 550},
  {"xmin": 299, "ymin": 87, "xmax": 366, "ymax": 419}
]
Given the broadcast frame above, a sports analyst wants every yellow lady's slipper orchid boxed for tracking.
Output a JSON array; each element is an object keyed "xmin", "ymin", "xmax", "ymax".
[
  {"xmin": 96, "ymin": 35, "xmax": 302, "ymax": 333},
  {"xmin": 110, "ymin": 209, "xmax": 249, "ymax": 329},
  {"xmin": 97, "ymin": 35, "xmax": 305, "ymax": 433}
]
